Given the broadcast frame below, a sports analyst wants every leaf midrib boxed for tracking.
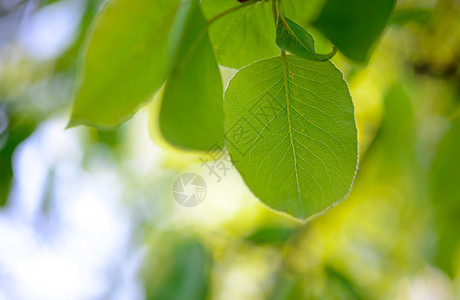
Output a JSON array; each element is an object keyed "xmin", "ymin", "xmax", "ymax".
[{"xmin": 280, "ymin": 51, "xmax": 302, "ymax": 207}]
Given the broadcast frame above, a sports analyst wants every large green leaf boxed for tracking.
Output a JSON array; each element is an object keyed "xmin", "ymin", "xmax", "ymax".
[
  {"xmin": 201, "ymin": 0, "xmax": 321, "ymax": 69},
  {"xmin": 158, "ymin": 0, "xmax": 224, "ymax": 151},
  {"xmin": 276, "ymin": 15, "xmax": 336, "ymax": 61},
  {"xmin": 312, "ymin": 0, "xmax": 396, "ymax": 63},
  {"xmin": 224, "ymin": 54, "xmax": 357, "ymax": 219},
  {"xmin": 69, "ymin": 0, "xmax": 180, "ymax": 128}
]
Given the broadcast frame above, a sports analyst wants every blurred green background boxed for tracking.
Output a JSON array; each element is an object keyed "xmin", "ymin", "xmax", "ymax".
[{"xmin": 0, "ymin": 0, "xmax": 460, "ymax": 299}]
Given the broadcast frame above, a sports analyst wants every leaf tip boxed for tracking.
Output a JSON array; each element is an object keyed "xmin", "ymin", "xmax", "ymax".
[{"xmin": 65, "ymin": 117, "xmax": 79, "ymax": 130}]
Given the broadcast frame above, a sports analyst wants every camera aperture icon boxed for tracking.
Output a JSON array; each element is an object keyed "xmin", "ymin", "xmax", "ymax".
[{"xmin": 172, "ymin": 173, "xmax": 207, "ymax": 207}]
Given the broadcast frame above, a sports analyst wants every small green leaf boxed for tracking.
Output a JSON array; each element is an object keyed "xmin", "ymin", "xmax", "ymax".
[
  {"xmin": 224, "ymin": 54, "xmax": 357, "ymax": 219},
  {"xmin": 276, "ymin": 15, "xmax": 336, "ymax": 61},
  {"xmin": 158, "ymin": 0, "xmax": 224, "ymax": 151},
  {"xmin": 69, "ymin": 0, "xmax": 181, "ymax": 128},
  {"xmin": 312, "ymin": 0, "xmax": 396, "ymax": 63}
]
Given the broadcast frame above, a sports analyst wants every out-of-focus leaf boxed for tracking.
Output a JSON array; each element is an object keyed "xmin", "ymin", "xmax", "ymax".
[
  {"xmin": 143, "ymin": 239, "xmax": 211, "ymax": 300},
  {"xmin": 54, "ymin": 1, "xmax": 101, "ymax": 72},
  {"xmin": 276, "ymin": 15, "xmax": 336, "ymax": 61},
  {"xmin": 312, "ymin": 0, "xmax": 396, "ymax": 63},
  {"xmin": 246, "ymin": 225, "xmax": 297, "ymax": 245},
  {"xmin": 224, "ymin": 54, "xmax": 357, "ymax": 219},
  {"xmin": 39, "ymin": 0, "xmax": 62, "ymax": 7},
  {"xmin": 359, "ymin": 83, "xmax": 416, "ymax": 175},
  {"xmin": 430, "ymin": 118, "xmax": 460, "ymax": 216},
  {"xmin": 390, "ymin": 8, "xmax": 432, "ymax": 27},
  {"xmin": 0, "ymin": 112, "xmax": 35, "ymax": 207},
  {"xmin": 324, "ymin": 266, "xmax": 363, "ymax": 299},
  {"xmin": 430, "ymin": 118, "xmax": 460, "ymax": 276},
  {"xmin": 269, "ymin": 266, "xmax": 364, "ymax": 299},
  {"xmin": 93, "ymin": 129, "xmax": 119, "ymax": 148},
  {"xmin": 69, "ymin": 0, "xmax": 181, "ymax": 128},
  {"xmin": 201, "ymin": 0, "xmax": 322, "ymax": 69},
  {"xmin": 268, "ymin": 274, "xmax": 303, "ymax": 300},
  {"xmin": 376, "ymin": 84, "xmax": 416, "ymax": 162},
  {"xmin": 434, "ymin": 219, "xmax": 460, "ymax": 277},
  {"xmin": 158, "ymin": 0, "xmax": 224, "ymax": 151}
]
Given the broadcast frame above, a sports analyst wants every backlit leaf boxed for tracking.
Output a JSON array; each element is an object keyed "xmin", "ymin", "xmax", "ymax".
[
  {"xmin": 69, "ymin": 0, "xmax": 180, "ymax": 127},
  {"xmin": 224, "ymin": 54, "xmax": 357, "ymax": 219},
  {"xmin": 158, "ymin": 0, "xmax": 224, "ymax": 151}
]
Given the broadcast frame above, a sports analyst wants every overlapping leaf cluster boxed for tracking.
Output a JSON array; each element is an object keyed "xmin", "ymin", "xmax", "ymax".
[{"xmin": 69, "ymin": 0, "xmax": 396, "ymax": 219}]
